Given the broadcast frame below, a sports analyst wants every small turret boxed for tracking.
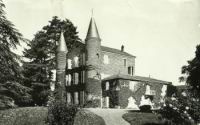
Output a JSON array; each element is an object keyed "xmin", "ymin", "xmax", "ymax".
[
  {"xmin": 57, "ymin": 32, "xmax": 68, "ymax": 53},
  {"xmin": 56, "ymin": 31, "xmax": 68, "ymax": 101},
  {"xmin": 56, "ymin": 32, "xmax": 68, "ymax": 70}
]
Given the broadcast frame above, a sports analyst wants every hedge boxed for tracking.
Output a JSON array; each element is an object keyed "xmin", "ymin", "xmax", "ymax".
[{"xmin": 0, "ymin": 107, "xmax": 48, "ymax": 125}]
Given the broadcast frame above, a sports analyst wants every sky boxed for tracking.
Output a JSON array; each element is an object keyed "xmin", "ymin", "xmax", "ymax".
[{"xmin": 4, "ymin": 0, "xmax": 200, "ymax": 85}]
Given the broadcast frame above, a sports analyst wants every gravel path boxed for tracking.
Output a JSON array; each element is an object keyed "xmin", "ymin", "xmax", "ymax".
[{"xmin": 86, "ymin": 108, "xmax": 130, "ymax": 125}]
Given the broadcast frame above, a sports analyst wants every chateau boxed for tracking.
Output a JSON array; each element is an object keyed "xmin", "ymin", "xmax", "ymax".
[{"xmin": 55, "ymin": 16, "xmax": 172, "ymax": 109}]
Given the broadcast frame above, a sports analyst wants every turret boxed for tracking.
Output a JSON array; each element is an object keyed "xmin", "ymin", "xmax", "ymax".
[
  {"xmin": 56, "ymin": 31, "xmax": 68, "ymax": 101},
  {"xmin": 85, "ymin": 17, "xmax": 102, "ymax": 106}
]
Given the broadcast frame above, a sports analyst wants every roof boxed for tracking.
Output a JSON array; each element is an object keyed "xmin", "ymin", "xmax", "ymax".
[
  {"xmin": 74, "ymin": 41, "xmax": 135, "ymax": 57},
  {"xmin": 102, "ymin": 74, "xmax": 171, "ymax": 85},
  {"xmin": 86, "ymin": 17, "xmax": 100, "ymax": 40},
  {"xmin": 57, "ymin": 32, "xmax": 68, "ymax": 52},
  {"xmin": 101, "ymin": 46, "xmax": 135, "ymax": 57}
]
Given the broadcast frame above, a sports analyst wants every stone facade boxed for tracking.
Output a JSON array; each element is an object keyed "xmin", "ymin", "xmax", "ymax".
[{"xmin": 61, "ymin": 17, "xmax": 171, "ymax": 108}]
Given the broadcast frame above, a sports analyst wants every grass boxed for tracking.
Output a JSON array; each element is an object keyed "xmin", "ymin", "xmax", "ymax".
[
  {"xmin": 0, "ymin": 107, "xmax": 48, "ymax": 125},
  {"xmin": 122, "ymin": 111, "xmax": 164, "ymax": 125}
]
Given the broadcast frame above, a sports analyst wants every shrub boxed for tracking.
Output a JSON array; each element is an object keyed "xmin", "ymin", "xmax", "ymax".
[
  {"xmin": 122, "ymin": 112, "xmax": 163, "ymax": 125},
  {"xmin": 84, "ymin": 99, "xmax": 100, "ymax": 108},
  {"xmin": 74, "ymin": 109, "xmax": 106, "ymax": 125},
  {"xmin": 139, "ymin": 105, "xmax": 152, "ymax": 113},
  {"xmin": 47, "ymin": 100, "xmax": 78, "ymax": 125}
]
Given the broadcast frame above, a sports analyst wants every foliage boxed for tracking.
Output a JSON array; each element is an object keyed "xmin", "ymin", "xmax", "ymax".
[
  {"xmin": 122, "ymin": 112, "xmax": 164, "ymax": 125},
  {"xmin": 0, "ymin": 107, "xmax": 48, "ymax": 125},
  {"xmin": 47, "ymin": 100, "xmax": 78, "ymax": 125},
  {"xmin": 74, "ymin": 109, "xmax": 106, "ymax": 125},
  {"xmin": 23, "ymin": 16, "xmax": 81, "ymax": 106},
  {"xmin": 180, "ymin": 45, "xmax": 200, "ymax": 99},
  {"xmin": 84, "ymin": 99, "xmax": 100, "ymax": 108},
  {"xmin": 159, "ymin": 45, "xmax": 200, "ymax": 124},
  {"xmin": 139, "ymin": 105, "xmax": 152, "ymax": 113},
  {"xmin": 107, "ymin": 90, "xmax": 119, "ymax": 108},
  {"xmin": 0, "ymin": 0, "xmax": 31, "ymax": 108},
  {"xmin": 159, "ymin": 94, "xmax": 197, "ymax": 125}
]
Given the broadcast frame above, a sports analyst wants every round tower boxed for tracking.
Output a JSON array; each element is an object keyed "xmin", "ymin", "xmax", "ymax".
[{"xmin": 85, "ymin": 17, "xmax": 102, "ymax": 106}]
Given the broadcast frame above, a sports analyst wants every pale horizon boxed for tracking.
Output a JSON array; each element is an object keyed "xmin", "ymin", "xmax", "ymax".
[{"xmin": 4, "ymin": 0, "xmax": 200, "ymax": 86}]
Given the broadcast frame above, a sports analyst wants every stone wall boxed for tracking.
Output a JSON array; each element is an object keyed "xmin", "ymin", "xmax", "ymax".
[{"xmin": 100, "ymin": 51, "xmax": 135, "ymax": 78}]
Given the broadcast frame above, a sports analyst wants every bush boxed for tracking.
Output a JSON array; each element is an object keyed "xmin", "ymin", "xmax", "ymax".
[
  {"xmin": 47, "ymin": 100, "xmax": 78, "ymax": 125},
  {"xmin": 0, "ymin": 107, "xmax": 47, "ymax": 125},
  {"xmin": 84, "ymin": 99, "xmax": 100, "ymax": 108},
  {"xmin": 74, "ymin": 109, "xmax": 106, "ymax": 125},
  {"xmin": 139, "ymin": 105, "xmax": 152, "ymax": 113},
  {"xmin": 123, "ymin": 112, "xmax": 163, "ymax": 125}
]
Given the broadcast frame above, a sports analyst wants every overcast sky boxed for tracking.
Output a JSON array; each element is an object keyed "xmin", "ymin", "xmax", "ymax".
[{"xmin": 4, "ymin": 0, "xmax": 200, "ymax": 85}]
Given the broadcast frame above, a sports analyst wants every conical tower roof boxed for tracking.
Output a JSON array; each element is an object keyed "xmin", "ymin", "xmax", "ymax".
[
  {"xmin": 57, "ymin": 32, "xmax": 68, "ymax": 53},
  {"xmin": 86, "ymin": 17, "xmax": 100, "ymax": 40}
]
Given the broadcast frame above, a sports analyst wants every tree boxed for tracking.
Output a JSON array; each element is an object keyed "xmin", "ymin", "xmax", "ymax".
[
  {"xmin": 0, "ymin": 0, "xmax": 32, "ymax": 109},
  {"xmin": 180, "ymin": 45, "xmax": 200, "ymax": 99},
  {"xmin": 23, "ymin": 16, "xmax": 80, "ymax": 106},
  {"xmin": 159, "ymin": 45, "xmax": 200, "ymax": 124}
]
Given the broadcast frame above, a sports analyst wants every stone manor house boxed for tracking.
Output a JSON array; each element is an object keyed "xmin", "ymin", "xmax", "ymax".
[{"xmin": 55, "ymin": 16, "xmax": 172, "ymax": 109}]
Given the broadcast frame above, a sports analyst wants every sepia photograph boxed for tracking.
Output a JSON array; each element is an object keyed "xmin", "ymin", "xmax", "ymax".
[{"xmin": 0, "ymin": 0, "xmax": 200, "ymax": 125}]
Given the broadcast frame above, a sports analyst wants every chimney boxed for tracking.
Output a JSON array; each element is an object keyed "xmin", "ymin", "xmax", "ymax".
[{"xmin": 121, "ymin": 45, "xmax": 124, "ymax": 52}]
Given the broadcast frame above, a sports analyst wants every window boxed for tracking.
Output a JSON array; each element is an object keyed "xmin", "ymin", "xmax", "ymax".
[
  {"xmin": 103, "ymin": 55, "xmax": 109, "ymax": 64},
  {"xmin": 65, "ymin": 75, "xmax": 69, "ymax": 86},
  {"xmin": 105, "ymin": 82, "xmax": 109, "ymax": 90},
  {"xmin": 66, "ymin": 74, "xmax": 72, "ymax": 86},
  {"xmin": 131, "ymin": 66, "xmax": 134, "ymax": 76},
  {"xmin": 96, "ymin": 53, "xmax": 100, "ymax": 58},
  {"xmin": 81, "ymin": 71, "xmax": 85, "ymax": 83},
  {"xmin": 73, "ymin": 73, "xmax": 79, "ymax": 85},
  {"xmin": 67, "ymin": 59, "xmax": 72, "ymax": 69},
  {"xmin": 150, "ymin": 90, "xmax": 156, "ymax": 95},
  {"xmin": 82, "ymin": 53, "xmax": 86, "ymax": 65},
  {"xmin": 145, "ymin": 85, "xmax": 151, "ymax": 95},
  {"xmin": 74, "ymin": 92, "xmax": 79, "ymax": 104},
  {"xmin": 80, "ymin": 91, "xmax": 85, "ymax": 104},
  {"xmin": 50, "ymin": 82, "xmax": 55, "ymax": 91},
  {"xmin": 51, "ymin": 69, "xmax": 56, "ymax": 81},
  {"xmin": 123, "ymin": 59, "xmax": 127, "ymax": 67},
  {"xmin": 128, "ymin": 66, "xmax": 131, "ymax": 75},
  {"xmin": 67, "ymin": 92, "xmax": 71, "ymax": 104},
  {"xmin": 74, "ymin": 56, "xmax": 79, "ymax": 67},
  {"xmin": 129, "ymin": 81, "xmax": 139, "ymax": 92}
]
